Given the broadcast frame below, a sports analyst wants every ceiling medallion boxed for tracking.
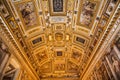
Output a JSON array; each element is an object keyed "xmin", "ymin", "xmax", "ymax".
[{"xmin": 55, "ymin": 32, "xmax": 63, "ymax": 41}]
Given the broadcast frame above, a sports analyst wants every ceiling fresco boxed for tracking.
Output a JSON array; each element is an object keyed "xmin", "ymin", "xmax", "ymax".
[
  {"xmin": 77, "ymin": 0, "xmax": 100, "ymax": 29},
  {"xmin": 0, "ymin": 0, "xmax": 119, "ymax": 79},
  {"xmin": 14, "ymin": 0, "xmax": 40, "ymax": 30}
]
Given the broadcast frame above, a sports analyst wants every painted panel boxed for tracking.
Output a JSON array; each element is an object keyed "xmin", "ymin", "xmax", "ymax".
[
  {"xmin": 53, "ymin": 0, "xmax": 63, "ymax": 12},
  {"xmin": 32, "ymin": 37, "xmax": 42, "ymax": 44},
  {"xmin": 77, "ymin": 0, "xmax": 100, "ymax": 29},
  {"xmin": 73, "ymin": 34, "xmax": 89, "ymax": 49},
  {"xmin": 28, "ymin": 34, "xmax": 45, "ymax": 49},
  {"xmin": 16, "ymin": 1, "xmax": 39, "ymax": 30},
  {"xmin": 49, "ymin": 0, "xmax": 67, "ymax": 16},
  {"xmin": 105, "ymin": 0, "xmax": 119, "ymax": 17},
  {"xmin": 76, "ymin": 37, "xmax": 85, "ymax": 44},
  {"xmin": 56, "ymin": 51, "xmax": 63, "ymax": 56},
  {"xmin": 80, "ymin": 1, "xmax": 96, "ymax": 27},
  {"xmin": 7, "ymin": 18, "xmax": 18, "ymax": 29}
]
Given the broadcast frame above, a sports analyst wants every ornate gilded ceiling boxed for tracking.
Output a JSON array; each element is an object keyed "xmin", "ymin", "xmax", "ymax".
[{"xmin": 0, "ymin": 0, "xmax": 120, "ymax": 79}]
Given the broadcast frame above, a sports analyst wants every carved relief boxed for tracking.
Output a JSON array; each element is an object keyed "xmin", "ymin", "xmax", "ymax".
[
  {"xmin": 67, "ymin": 61, "xmax": 79, "ymax": 73},
  {"xmin": 54, "ymin": 63, "xmax": 65, "ymax": 71},
  {"xmin": 54, "ymin": 23, "xmax": 65, "ymax": 30},
  {"xmin": 36, "ymin": 50, "xmax": 48, "ymax": 63},
  {"xmin": 105, "ymin": 0, "xmax": 119, "ymax": 17},
  {"xmin": 98, "ymin": 16, "xmax": 108, "ymax": 28},
  {"xmin": 42, "ymin": 0, "xmax": 49, "ymax": 12},
  {"xmin": 71, "ymin": 49, "xmax": 82, "ymax": 62},
  {"xmin": 67, "ymin": 0, "xmax": 74, "ymax": 11},
  {"xmin": 0, "ymin": 0, "xmax": 10, "ymax": 18},
  {"xmin": 51, "ymin": 17, "xmax": 66, "ymax": 23},
  {"xmin": 20, "ymin": 70, "xmax": 32, "ymax": 80},
  {"xmin": 54, "ymin": 59, "xmax": 66, "ymax": 73},
  {"xmin": 39, "ymin": 61, "xmax": 51, "ymax": 73}
]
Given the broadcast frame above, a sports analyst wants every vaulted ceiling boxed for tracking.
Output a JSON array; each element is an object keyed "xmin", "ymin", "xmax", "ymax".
[{"xmin": 0, "ymin": 0, "xmax": 120, "ymax": 79}]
